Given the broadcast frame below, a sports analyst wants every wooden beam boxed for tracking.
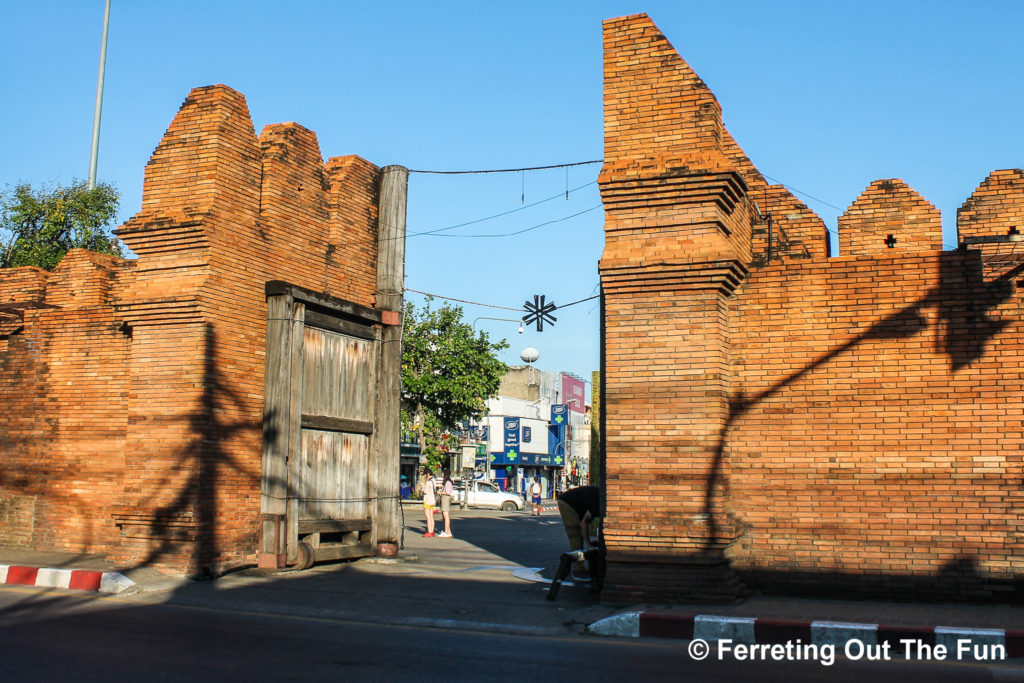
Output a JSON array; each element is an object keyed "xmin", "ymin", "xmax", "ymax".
[
  {"xmin": 285, "ymin": 300, "xmax": 306, "ymax": 564},
  {"xmin": 372, "ymin": 165, "xmax": 408, "ymax": 551},
  {"xmin": 300, "ymin": 414, "xmax": 374, "ymax": 435},
  {"xmin": 303, "ymin": 309, "xmax": 376, "ymax": 341},
  {"xmin": 259, "ymin": 294, "xmax": 292, "ymax": 566},
  {"xmin": 298, "ymin": 517, "xmax": 373, "ymax": 534},
  {"xmin": 265, "ymin": 281, "xmax": 382, "ymax": 324},
  {"xmin": 312, "ymin": 543, "xmax": 373, "ymax": 563}
]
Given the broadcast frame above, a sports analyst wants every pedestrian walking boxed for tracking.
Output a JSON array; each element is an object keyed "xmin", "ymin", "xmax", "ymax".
[
  {"xmin": 420, "ymin": 469, "xmax": 437, "ymax": 537},
  {"xmin": 530, "ymin": 476, "xmax": 543, "ymax": 516},
  {"xmin": 438, "ymin": 468, "xmax": 455, "ymax": 537}
]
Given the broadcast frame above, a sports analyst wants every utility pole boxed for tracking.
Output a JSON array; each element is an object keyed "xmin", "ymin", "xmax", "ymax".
[{"xmin": 88, "ymin": 0, "xmax": 111, "ymax": 190}]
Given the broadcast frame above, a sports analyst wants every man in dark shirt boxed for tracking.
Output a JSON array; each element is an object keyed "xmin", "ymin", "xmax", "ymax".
[{"xmin": 556, "ymin": 485, "xmax": 601, "ymax": 578}]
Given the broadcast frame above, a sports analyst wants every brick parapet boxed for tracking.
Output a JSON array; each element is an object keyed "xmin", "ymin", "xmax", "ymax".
[
  {"xmin": 839, "ymin": 179, "xmax": 942, "ymax": 255},
  {"xmin": 958, "ymin": 169, "xmax": 1024, "ymax": 283},
  {"xmin": 0, "ymin": 268, "xmax": 48, "ymax": 305}
]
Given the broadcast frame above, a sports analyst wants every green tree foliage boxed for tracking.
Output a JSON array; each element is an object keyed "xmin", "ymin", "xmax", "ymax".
[
  {"xmin": 402, "ymin": 298, "xmax": 509, "ymax": 471},
  {"xmin": 0, "ymin": 180, "xmax": 121, "ymax": 270}
]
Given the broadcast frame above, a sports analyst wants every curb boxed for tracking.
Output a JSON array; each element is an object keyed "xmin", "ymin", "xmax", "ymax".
[
  {"xmin": 587, "ymin": 612, "xmax": 1024, "ymax": 658},
  {"xmin": 0, "ymin": 564, "xmax": 136, "ymax": 594}
]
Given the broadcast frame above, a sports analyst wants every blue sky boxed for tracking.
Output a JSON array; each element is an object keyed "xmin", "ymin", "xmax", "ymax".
[{"xmin": 3, "ymin": 1, "xmax": 1022, "ymax": 398}]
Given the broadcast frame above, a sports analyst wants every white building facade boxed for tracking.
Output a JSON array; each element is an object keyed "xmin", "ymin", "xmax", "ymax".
[{"xmin": 465, "ymin": 367, "xmax": 590, "ymax": 499}]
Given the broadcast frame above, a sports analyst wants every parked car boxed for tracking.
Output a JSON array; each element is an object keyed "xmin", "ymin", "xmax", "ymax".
[{"xmin": 453, "ymin": 480, "xmax": 525, "ymax": 511}]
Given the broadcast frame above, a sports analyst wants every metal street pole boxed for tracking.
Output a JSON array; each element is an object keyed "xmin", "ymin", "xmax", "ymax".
[{"xmin": 88, "ymin": 0, "xmax": 111, "ymax": 190}]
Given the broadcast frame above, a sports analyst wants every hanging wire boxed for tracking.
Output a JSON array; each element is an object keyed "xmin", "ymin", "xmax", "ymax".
[
  {"xmin": 408, "ymin": 160, "xmax": 602, "ymax": 175},
  {"xmin": 404, "ymin": 288, "xmax": 523, "ymax": 311},
  {"xmin": 419, "ymin": 205, "xmax": 601, "ymax": 239},
  {"xmin": 761, "ymin": 173, "xmax": 845, "ymax": 213},
  {"xmin": 407, "ymin": 181, "xmax": 597, "ymax": 238},
  {"xmin": 557, "ymin": 294, "xmax": 600, "ymax": 309}
]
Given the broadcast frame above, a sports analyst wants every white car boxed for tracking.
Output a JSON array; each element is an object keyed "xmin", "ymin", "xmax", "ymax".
[{"xmin": 454, "ymin": 480, "xmax": 525, "ymax": 511}]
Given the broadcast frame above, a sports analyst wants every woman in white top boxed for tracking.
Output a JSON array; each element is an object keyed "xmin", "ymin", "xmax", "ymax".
[
  {"xmin": 420, "ymin": 470, "xmax": 437, "ymax": 537},
  {"xmin": 438, "ymin": 468, "xmax": 455, "ymax": 538}
]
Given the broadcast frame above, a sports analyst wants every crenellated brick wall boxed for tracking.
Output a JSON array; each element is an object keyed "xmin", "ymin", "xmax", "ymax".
[
  {"xmin": 599, "ymin": 14, "xmax": 1022, "ymax": 603},
  {"xmin": 0, "ymin": 85, "xmax": 386, "ymax": 575}
]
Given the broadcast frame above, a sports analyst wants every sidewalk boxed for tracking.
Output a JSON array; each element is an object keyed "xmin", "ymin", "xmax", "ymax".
[{"xmin": 3, "ymin": 529, "xmax": 1023, "ymax": 647}]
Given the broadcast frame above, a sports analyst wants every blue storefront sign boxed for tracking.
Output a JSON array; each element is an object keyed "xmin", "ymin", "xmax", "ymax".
[
  {"xmin": 470, "ymin": 425, "xmax": 489, "ymax": 440},
  {"xmin": 502, "ymin": 417, "xmax": 521, "ymax": 463},
  {"xmin": 504, "ymin": 418, "xmax": 520, "ymax": 448},
  {"xmin": 550, "ymin": 404, "xmax": 567, "ymax": 425},
  {"xmin": 522, "ymin": 426, "xmax": 532, "ymax": 443},
  {"xmin": 518, "ymin": 452, "xmax": 539, "ymax": 466}
]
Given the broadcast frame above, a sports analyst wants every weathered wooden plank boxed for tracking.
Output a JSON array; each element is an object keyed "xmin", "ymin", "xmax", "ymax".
[
  {"xmin": 300, "ymin": 414, "xmax": 374, "ymax": 435},
  {"xmin": 301, "ymin": 327, "xmax": 375, "ymax": 424},
  {"xmin": 298, "ymin": 430, "xmax": 370, "ymax": 521},
  {"xmin": 313, "ymin": 543, "xmax": 373, "ymax": 562},
  {"xmin": 259, "ymin": 294, "xmax": 292, "ymax": 565},
  {"xmin": 303, "ymin": 309, "xmax": 376, "ymax": 341},
  {"xmin": 372, "ymin": 165, "xmax": 408, "ymax": 550},
  {"xmin": 285, "ymin": 301, "xmax": 306, "ymax": 564},
  {"xmin": 298, "ymin": 517, "xmax": 372, "ymax": 534},
  {"xmin": 265, "ymin": 281, "xmax": 382, "ymax": 324}
]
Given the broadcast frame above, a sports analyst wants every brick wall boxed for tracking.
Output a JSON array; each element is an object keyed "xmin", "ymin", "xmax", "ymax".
[
  {"xmin": 599, "ymin": 14, "xmax": 1022, "ymax": 602},
  {"xmin": 0, "ymin": 85, "xmax": 384, "ymax": 575}
]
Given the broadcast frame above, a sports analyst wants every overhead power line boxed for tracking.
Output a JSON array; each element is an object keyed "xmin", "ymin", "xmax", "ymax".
[
  {"xmin": 408, "ymin": 181, "xmax": 597, "ymax": 237},
  {"xmin": 404, "ymin": 288, "xmax": 523, "ymax": 312},
  {"xmin": 408, "ymin": 160, "xmax": 602, "ymax": 175},
  {"xmin": 558, "ymin": 294, "xmax": 600, "ymax": 309},
  {"xmin": 420, "ymin": 205, "xmax": 602, "ymax": 239}
]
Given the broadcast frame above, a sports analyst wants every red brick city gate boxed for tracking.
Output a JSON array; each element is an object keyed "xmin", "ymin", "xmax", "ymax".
[{"xmin": 0, "ymin": 85, "xmax": 406, "ymax": 576}]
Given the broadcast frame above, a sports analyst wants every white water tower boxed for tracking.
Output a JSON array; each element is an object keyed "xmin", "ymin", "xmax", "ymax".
[{"xmin": 520, "ymin": 347, "xmax": 540, "ymax": 389}]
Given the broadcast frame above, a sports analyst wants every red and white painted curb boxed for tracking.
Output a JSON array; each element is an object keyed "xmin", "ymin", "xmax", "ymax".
[
  {"xmin": 0, "ymin": 564, "xmax": 135, "ymax": 594},
  {"xmin": 587, "ymin": 612, "xmax": 1024, "ymax": 658}
]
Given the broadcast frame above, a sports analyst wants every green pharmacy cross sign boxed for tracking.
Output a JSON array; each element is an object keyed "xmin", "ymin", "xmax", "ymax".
[
  {"xmin": 523, "ymin": 294, "xmax": 557, "ymax": 332},
  {"xmin": 506, "ymin": 449, "xmax": 519, "ymax": 461}
]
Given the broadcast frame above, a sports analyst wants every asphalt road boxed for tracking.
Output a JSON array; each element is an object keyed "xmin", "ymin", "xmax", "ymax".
[
  {"xmin": 1, "ymin": 590, "xmax": 1018, "ymax": 682},
  {"xmin": 0, "ymin": 507, "xmax": 1021, "ymax": 681}
]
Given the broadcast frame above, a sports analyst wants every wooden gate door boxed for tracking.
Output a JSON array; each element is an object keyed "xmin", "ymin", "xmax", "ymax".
[{"xmin": 259, "ymin": 282, "xmax": 385, "ymax": 569}]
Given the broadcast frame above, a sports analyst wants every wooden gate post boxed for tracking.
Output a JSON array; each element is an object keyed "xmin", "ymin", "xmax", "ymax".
[
  {"xmin": 260, "ymin": 292, "xmax": 304, "ymax": 568},
  {"xmin": 372, "ymin": 165, "xmax": 408, "ymax": 554}
]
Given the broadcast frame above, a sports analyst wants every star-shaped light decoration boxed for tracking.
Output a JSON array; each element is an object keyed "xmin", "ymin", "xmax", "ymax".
[{"xmin": 522, "ymin": 294, "xmax": 557, "ymax": 332}]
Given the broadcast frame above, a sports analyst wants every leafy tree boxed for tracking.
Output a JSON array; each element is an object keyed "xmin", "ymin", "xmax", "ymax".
[
  {"xmin": 401, "ymin": 298, "xmax": 509, "ymax": 471},
  {"xmin": 0, "ymin": 180, "xmax": 121, "ymax": 270}
]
